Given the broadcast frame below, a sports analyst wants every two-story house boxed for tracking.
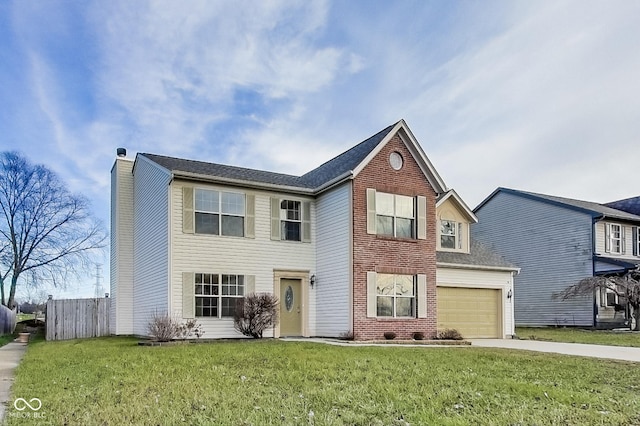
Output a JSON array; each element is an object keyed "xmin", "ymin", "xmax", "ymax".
[
  {"xmin": 472, "ymin": 187, "xmax": 640, "ymax": 328},
  {"xmin": 111, "ymin": 120, "xmax": 517, "ymax": 340}
]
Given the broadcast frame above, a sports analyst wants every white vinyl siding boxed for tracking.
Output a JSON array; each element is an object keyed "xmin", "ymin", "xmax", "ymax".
[
  {"xmin": 436, "ymin": 198, "xmax": 470, "ymax": 253},
  {"xmin": 596, "ymin": 221, "xmax": 638, "ymax": 260},
  {"xmin": 171, "ymin": 181, "xmax": 316, "ymax": 338},
  {"xmin": 110, "ymin": 159, "xmax": 135, "ymax": 335},
  {"xmin": 132, "ymin": 156, "xmax": 171, "ymax": 336},
  {"xmin": 316, "ymin": 183, "xmax": 351, "ymax": 336},
  {"xmin": 437, "ymin": 267, "xmax": 515, "ymax": 338}
]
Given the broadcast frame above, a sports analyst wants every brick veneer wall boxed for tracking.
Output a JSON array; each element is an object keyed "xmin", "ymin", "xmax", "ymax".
[{"xmin": 352, "ymin": 132, "xmax": 438, "ymax": 340}]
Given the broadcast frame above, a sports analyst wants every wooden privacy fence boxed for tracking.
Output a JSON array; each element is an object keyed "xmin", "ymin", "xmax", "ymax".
[
  {"xmin": 46, "ymin": 297, "xmax": 111, "ymax": 341},
  {"xmin": 0, "ymin": 304, "xmax": 17, "ymax": 335}
]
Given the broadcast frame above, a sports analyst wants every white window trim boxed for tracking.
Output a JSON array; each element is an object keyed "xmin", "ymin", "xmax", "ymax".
[
  {"xmin": 375, "ymin": 192, "xmax": 415, "ymax": 239},
  {"xmin": 609, "ymin": 223, "xmax": 622, "ymax": 254},
  {"xmin": 194, "ymin": 188, "xmax": 245, "ymax": 237},
  {"xmin": 280, "ymin": 199, "xmax": 302, "ymax": 241},
  {"xmin": 375, "ymin": 274, "xmax": 416, "ymax": 318},
  {"xmin": 194, "ymin": 273, "xmax": 245, "ymax": 318}
]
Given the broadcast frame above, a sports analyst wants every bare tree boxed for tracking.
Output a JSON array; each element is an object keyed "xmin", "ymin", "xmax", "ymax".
[
  {"xmin": 0, "ymin": 152, "xmax": 107, "ymax": 308},
  {"xmin": 555, "ymin": 268, "xmax": 640, "ymax": 331}
]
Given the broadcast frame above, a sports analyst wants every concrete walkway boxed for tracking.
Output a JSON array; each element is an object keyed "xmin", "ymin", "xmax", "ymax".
[
  {"xmin": 0, "ymin": 341, "xmax": 28, "ymax": 422},
  {"xmin": 470, "ymin": 339, "xmax": 640, "ymax": 362}
]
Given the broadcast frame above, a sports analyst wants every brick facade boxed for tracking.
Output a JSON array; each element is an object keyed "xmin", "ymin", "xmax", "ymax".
[{"xmin": 352, "ymin": 132, "xmax": 438, "ymax": 340}]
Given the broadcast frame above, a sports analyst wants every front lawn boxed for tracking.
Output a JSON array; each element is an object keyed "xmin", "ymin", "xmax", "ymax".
[
  {"xmin": 517, "ymin": 327, "xmax": 640, "ymax": 347},
  {"xmin": 6, "ymin": 338, "xmax": 640, "ymax": 425}
]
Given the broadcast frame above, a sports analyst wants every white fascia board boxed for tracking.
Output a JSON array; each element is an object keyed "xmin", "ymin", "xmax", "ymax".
[
  {"xmin": 436, "ymin": 262, "xmax": 521, "ymax": 273},
  {"xmin": 436, "ymin": 189, "xmax": 478, "ymax": 223}
]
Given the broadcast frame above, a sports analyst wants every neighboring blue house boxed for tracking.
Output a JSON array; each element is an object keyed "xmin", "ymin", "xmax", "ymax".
[
  {"xmin": 472, "ymin": 188, "xmax": 640, "ymax": 328},
  {"xmin": 606, "ymin": 196, "xmax": 640, "ymax": 216}
]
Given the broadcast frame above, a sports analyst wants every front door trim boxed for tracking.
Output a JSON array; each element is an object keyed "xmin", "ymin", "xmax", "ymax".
[{"xmin": 274, "ymin": 269, "xmax": 310, "ymax": 338}]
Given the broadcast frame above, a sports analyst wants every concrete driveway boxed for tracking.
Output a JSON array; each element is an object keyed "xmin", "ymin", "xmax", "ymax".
[{"xmin": 470, "ymin": 339, "xmax": 640, "ymax": 362}]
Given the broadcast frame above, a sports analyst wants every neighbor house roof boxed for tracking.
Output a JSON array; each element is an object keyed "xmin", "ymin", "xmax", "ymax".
[
  {"xmin": 436, "ymin": 240, "xmax": 519, "ymax": 271},
  {"xmin": 475, "ymin": 187, "xmax": 640, "ymax": 223},
  {"xmin": 605, "ymin": 196, "xmax": 640, "ymax": 216},
  {"xmin": 139, "ymin": 120, "xmax": 448, "ymax": 195}
]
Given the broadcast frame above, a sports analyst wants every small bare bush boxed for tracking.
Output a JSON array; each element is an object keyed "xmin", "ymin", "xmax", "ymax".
[
  {"xmin": 412, "ymin": 331, "xmax": 425, "ymax": 340},
  {"xmin": 338, "ymin": 330, "xmax": 354, "ymax": 341},
  {"xmin": 436, "ymin": 329, "xmax": 463, "ymax": 340},
  {"xmin": 233, "ymin": 293, "xmax": 279, "ymax": 339},
  {"xmin": 147, "ymin": 312, "xmax": 178, "ymax": 342},
  {"xmin": 147, "ymin": 312, "xmax": 204, "ymax": 342},
  {"xmin": 383, "ymin": 331, "xmax": 397, "ymax": 340}
]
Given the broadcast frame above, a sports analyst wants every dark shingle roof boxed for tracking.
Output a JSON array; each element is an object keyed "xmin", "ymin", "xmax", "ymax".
[
  {"xmin": 477, "ymin": 188, "xmax": 640, "ymax": 223},
  {"xmin": 140, "ymin": 122, "xmax": 397, "ymax": 192},
  {"xmin": 436, "ymin": 240, "xmax": 518, "ymax": 269},
  {"xmin": 605, "ymin": 196, "xmax": 640, "ymax": 216}
]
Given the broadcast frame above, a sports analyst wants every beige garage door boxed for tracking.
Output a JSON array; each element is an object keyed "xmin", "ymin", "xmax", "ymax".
[{"xmin": 437, "ymin": 287, "xmax": 501, "ymax": 338}]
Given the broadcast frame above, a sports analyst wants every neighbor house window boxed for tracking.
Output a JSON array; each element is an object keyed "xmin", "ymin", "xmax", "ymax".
[
  {"xmin": 280, "ymin": 200, "xmax": 301, "ymax": 241},
  {"xmin": 376, "ymin": 274, "xmax": 415, "ymax": 317},
  {"xmin": 635, "ymin": 227, "xmax": 640, "ymax": 256},
  {"xmin": 195, "ymin": 273, "xmax": 244, "ymax": 318},
  {"xmin": 195, "ymin": 189, "xmax": 245, "ymax": 237},
  {"xmin": 607, "ymin": 223, "xmax": 622, "ymax": 254},
  {"xmin": 375, "ymin": 192, "xmax": 415, "ymax": 238}
]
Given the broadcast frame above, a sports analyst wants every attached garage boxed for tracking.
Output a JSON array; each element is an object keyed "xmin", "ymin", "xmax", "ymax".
[{"xmin": 437, "ymin": 286, "xmax": 502, "ymax": 338}]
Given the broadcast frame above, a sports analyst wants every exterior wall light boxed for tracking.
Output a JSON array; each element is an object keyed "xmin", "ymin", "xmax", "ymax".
[
  {"xmin": 310, "ymin": 274, "xmax": 316, "ymax": 288},
  {"xmin": 507, "ymin": 289, "xmax": 512, "ymax": 299}
]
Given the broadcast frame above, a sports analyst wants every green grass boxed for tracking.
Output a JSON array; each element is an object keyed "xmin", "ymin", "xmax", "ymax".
[
  {"xmin": 6, "ymin": 338, "xmax": 640, "ymax": 425},
  {"xmin": 0, "ymin": 333, "xmax": 16, "ymax": 347},
  {"xmin": 517, "ymin": 327, "xmax": 640, "ymax": 347},
  {"xmin": 16, "ymin": 313, "xmax": 35, "ymax": 322}
]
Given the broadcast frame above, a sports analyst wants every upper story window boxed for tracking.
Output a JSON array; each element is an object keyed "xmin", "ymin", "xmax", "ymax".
[
  {"xmin": 440, "ymin": 220, "xmax": 458, "ymax": 249},
  {"xmin": 195, "ymin": 189, "xmax": 245, "ymax": 237},
  {"xmin": 375, "ymin": 192, "xmax": 415, "ymax": 238},
  {"xmin": 605, "ymin": 223, "xmax": 624, "ymax": 255},
  {"xmin": 280, "ymin": 200, "xmax": 301, "ymax": 241},
  {"xmin": 634, "ymin": 226, "xmax": 640, "ymax": 257}
]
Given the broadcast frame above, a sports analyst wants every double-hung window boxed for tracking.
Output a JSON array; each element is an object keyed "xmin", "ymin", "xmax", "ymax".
[
  {"xmin": 195, "ymin": 189, "xmax": 245, "ymax": 237},
  {"xmin": 635, "ymin": 227, "xmax": 640, "ymax": 256},
  {"xmin": 375, "ymin": 192, "xmax": 415, "ymax": 238},
  {"xmin": 440, "ymin": 220, "xmax": 457, "ymax": 249},
  {"xmin": 280, "ymin": 200, "xmax": 301, "ymax": 241},
  {"xmin": 376, "ymin": 274, "xmax": 415, "ymax": 317},
  {"xmin": 195, "ymin": 273, "xmax": 244, "ymax": 318},
  {"xmin": 605, "ymin": 223, "xmax": 623, "ymax": 254}
]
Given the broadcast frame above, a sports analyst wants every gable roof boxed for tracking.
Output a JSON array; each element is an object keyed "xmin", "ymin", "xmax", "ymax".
[
  {"xmin": 139, "ymin": 120, "xmax": 448, "ymax": 195},
  {"xmin": 436, "ymin": 240, "xmax": 519, "ymax": 271},
  {"xmin": 474, "ymin": 187, "xmax": 640, "ymax": 223},
  {"xmin": 436, "ymin": 189, "xmax": 478, "ymax": 223},
  {"xmin": 605, "ymin": 196, "xmax": 640, "ymax": 216}
]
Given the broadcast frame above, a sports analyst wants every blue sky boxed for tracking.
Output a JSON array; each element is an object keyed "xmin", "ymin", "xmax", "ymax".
[{"xmin": 1, "ymin": 1, "xmax": 639, "ymax": 299}]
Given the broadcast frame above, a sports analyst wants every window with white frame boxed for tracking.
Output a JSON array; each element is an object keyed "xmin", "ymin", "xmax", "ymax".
[
  {"xmin": 635, "ymin": 227, "xmax": 640, "ymax": 256},
  {"xmin": 608, "ymin": 223, "xmax": 622, "ymax": 254},
  {"xmin": 280, "ymin": 200, "xmax": 301, "ymax": 241},
  {"xmin": 194, "ymin": 189, "xmax": 245, "ymax": 237},
  {"xmin": 376, "ymin": 274, "xmax": 415, "ymax": 317},
  {"xmin": 194, "ymin": 273, "xmax": 245, "ymax": 318},
  {"xmin": 375, "ymin": 192, "xmax": 415, "ymax": 238},
  {"xmin": 440, "ymin": 220, "xmax": 457, "ymax": 249}
]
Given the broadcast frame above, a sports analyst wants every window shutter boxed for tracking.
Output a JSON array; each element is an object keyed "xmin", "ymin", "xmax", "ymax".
[
  {"xmin": 622, "ymin": 226, "xmax": 627, "ymax": 254},
  {"xmin": 182, "ymin": 272, "xmax": 195, "ymax": 319},
  {"xmin": 416, "ymin": 195, "xmax": 427, "ymax": 240},
  {"xmin": 634, "ymin": 227, "xmax": 638, "ymax": 256},
  {"xmin": 417, "ymin": 274, "xmax": 427, "ymax": 318},
  {"xmin": 302, "ymin": 201, "xmax": 311, "ymax": 243},
  {"xmin": 604, "ymin": 223, "xmax": 610, "ymax": 253},
  {"xmin": 270, "ymin": 197, "xmax": 281, "ymax": 240},
  {"xmin": 245, "ymin": 194, "xmax": 255, "ymax": 238},
  {"xmin": 367, "ymin": 271, "xmax": 377, "ymax": 317},
  {"xmin": 457, "ymin": 222, "xmax": 463, "ymax": 249},
  {"xmin": 366, "ymin": 188, "xmax": 377, "ymax": 234},
  {"xmin": 182, "ymin": 187, "xmax": 194, "ymax": 234},
  {"xmin": 245, "ymin": 275, "xmax": 255, "ymax": 295}
]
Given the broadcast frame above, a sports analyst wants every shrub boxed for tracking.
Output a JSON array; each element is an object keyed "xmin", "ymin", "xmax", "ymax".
[
  {"xmin": 338, "ymin": 330, "xmax": 354, "ymax": 341},
  {"xmin": 233, "ymin": 293, "xmax": 279, "ymax": 339},
  {"xmin": 383, "ymin": 331, "xmax": 396, "ymax": 340},
  {"xmin": 436, "ymin": 329, "xmax": 463, "ymax": 340},
  {"xmin": 147, "ymin": 312, "xmax": 204, "ymax": 342},
  {"xmin": 412, "ymin": 331, "xmax": 425, "ymax": 340},
  {"xmin": 147, "ymin": 312, "xmax": 178, "ymax": 342}
]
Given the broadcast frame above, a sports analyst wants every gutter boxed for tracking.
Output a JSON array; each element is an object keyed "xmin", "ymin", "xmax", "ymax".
[{"xmin": 172, "ymin": 171, "xmax": 316, "ymax": 195}]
